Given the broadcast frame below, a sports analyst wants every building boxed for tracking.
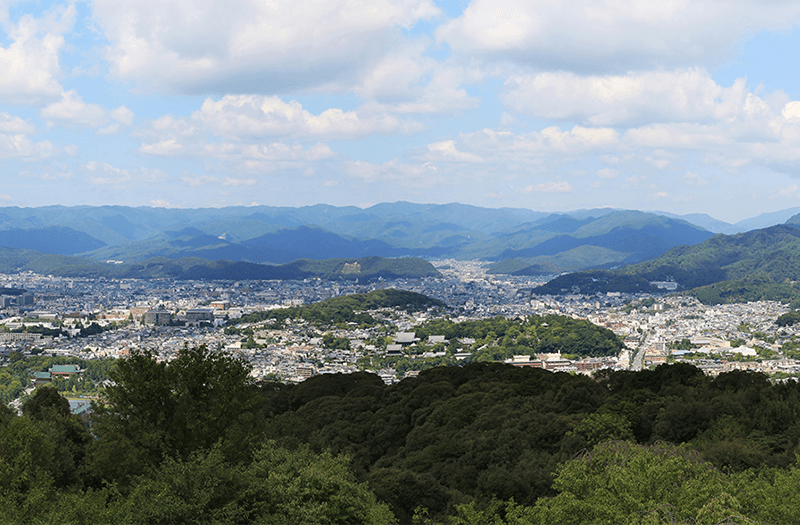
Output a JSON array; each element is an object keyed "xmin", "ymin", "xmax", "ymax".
[
  {"xmin": 50, "ymin": 364, "xmax": 83, "ymax": 380},
  {"xmin": 31, "ymin": 371, "xmax": 51, "ymax": 386},
  {"xmin": 144, "ymin": 310, "xmax": 172, "ymax": 326},
  {"xmin": 185, "ymin": 309, "xmax": 215, "ymax": 323},
  {"xmin": 394, "ymin": 332, "xmax": 418, "ymax": 345}
]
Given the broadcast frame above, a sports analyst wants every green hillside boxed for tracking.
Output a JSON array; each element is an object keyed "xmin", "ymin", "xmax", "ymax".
[
  {"xmin": 0, "ymin": 248, "xmax": 440, "ymax": 281},
  {"xmin": 620, "ymin": 224, "xmax": 800, "ymax": 284},
  {"xmin": 532, "ymin": 224, "xmax": 800, "ymax": 304}
]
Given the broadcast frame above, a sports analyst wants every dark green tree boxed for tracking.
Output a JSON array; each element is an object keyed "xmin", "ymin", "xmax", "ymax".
[{"xmin": 88, "ymin": 345, "xmax": 263, "ymax": 484}]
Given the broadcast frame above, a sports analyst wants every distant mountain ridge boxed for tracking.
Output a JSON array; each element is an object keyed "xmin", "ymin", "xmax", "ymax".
[
  {"xmin": 0, "ymin": 203, "xmax": 795, "ymax": 276},
  {"xmin": 534, "ymin": 224, "xmax": 800, "ymax": 304},
  {"xmin": 0, "ymin": 247, "xmax": 440, "ymax": 281},
  {"xmin": 0, "ymin": 226, "xmax": 105, "ymax": 255}
]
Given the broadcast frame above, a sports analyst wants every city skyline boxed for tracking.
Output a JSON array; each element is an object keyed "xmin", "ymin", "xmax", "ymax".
[{"xmin": 2, "ymin": 0, "xmax": 800, "ymax": 222}]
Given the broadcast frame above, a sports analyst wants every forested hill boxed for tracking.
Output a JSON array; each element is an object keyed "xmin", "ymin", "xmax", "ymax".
[
  {"xmin": 0, "ymin": 248, "xmax": 440, "ymax": 281},
  {"xmin": 619, "ymin": 224, "xmax": 800, "ymax": 284},
  {"xmin": 9, "ymin": 347, "xmax": 800, "ymax": 524},
  {"xmin": 236, "ymin": 289, "xmax": 446, "ymax": 326},
  {"xmin": 534, "ymin": 224, "xmax": 800, "ymax": 304}
]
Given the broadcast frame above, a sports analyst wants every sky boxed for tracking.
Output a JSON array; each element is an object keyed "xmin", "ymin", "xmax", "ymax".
[{"xmin": 2, "ymin": 0, "xmax": 800, "ymax": 222}]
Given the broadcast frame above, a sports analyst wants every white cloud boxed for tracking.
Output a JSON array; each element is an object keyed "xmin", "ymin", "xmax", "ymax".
[
  {"xmin": 40, "ymin": 170, "xmax": 75, "ymax": 180},
  {"xmin": 0, "ymin": 4, "xmax": 74, "ymax": 104},
  {"xmin": 437, "ymin": 0, "xmax": 800, "ymax": 73},
  {"xmin": 93, "ymin": 0, "xmax": 439, "ymax": 94},
  {"xmin": 182, "ymin": 175, "xmax": 218, "ymax": 187},
  {"xmin": 782, "ymin": 101, "xmax": 800, "ymax": 121},
  {"xmin": 352, "ymin": 44, "xmax": 482, "ymax": 113},
  {"xmin": 523, "ymin": 180, "xmax": 573, "ymax": 193},
  {"xmin": 683, "ymin": 171, "xmax": 710, "ymax": 186},
  {"xmin": 0, "ymin": 134, "xmax": 55, "ymax": 160},
  {"xmin": 42, "ymin": 91, "xmax": 106, "ymax": 127},
  {"xmin": 194, "ymin": 95, "xmax": 420, "ymax": 140},
  {"xmin": 345, "ymin": 158, "xmax": 444, "ymax": 187},
  {"xmin": 41, "ymin": 91, "xmax": 136, "ymax": 132},
  {"xmin": 85, "ymin": 161, "xmax": 168, "ymax": 185},
  {"xmin": 459, "ymin": 126, "xmax": 620, "ymax": 159},
  {"xmin": 502, "ymin": 69, "xmax": 752, "ymax": 126},
  {"xmin": 0, "ymin": 112, "xmax": 35, "ymax": 134},
  {"xmin": 110, "ymin": 106, "xmax": 135, "ymax": 125},
  {"xmin": 419, "ymin": 140, "xmax": 483, "ymax": 163}
]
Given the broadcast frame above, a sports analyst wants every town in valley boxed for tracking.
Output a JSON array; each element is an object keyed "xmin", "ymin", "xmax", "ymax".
[{"xmin": 1, "ymin": 260, "xmax": 796, "ymax": 409}]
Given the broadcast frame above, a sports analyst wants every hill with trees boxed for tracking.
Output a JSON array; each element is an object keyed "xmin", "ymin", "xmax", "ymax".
[
  {"xmin": 7, "ymin": 348, "xmax": 800, "ymax": 524},
  {"xmin": 236, "ymin": 289, "xmax": 446, "ymax": 327},
  {"xmin": 0, "ymin": 249, "xmax": 440, "ymax": 281},
  {"xmin": 530, "ymin": 224, "xmax": 800, "ymax": 304}
]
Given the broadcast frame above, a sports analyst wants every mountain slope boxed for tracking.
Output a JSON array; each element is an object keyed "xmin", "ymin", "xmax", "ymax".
[
  {"xmin": 486, "ymin": 211, "xmax": 713, "ymax": 274},
  {"xmin": 0, "ymin": 226, "xmax": 106, "ymax": 255},
  {"xmin": 0, "ymin": 246, "xmax": 440, "ymax": 281}
]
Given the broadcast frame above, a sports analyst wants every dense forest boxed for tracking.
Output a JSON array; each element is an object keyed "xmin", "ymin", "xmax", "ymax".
[{"xmin": 4, "ymin": 346, "xmax": 800, "ymax": 524}]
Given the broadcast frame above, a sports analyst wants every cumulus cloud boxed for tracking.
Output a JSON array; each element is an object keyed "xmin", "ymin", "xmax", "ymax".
[
  {"xmin": 0, "ymin": 134, "xmax": 55, "ymax": 160},
  {"xmin": 42, "ymin": 91, "xmax": 107, "ymax": 128},
  {"xmin": 222, "ymin": 177, "xmax": 257, "ymax": 186},
  {"xmin": 352, "ymin": 44, "xmax": 482, "ymax": 113},
  {"xmin": 418, "ymin": 140, "xmax": 483, "ymax": 163},
  {"xmin": 42, "ymin": 91, "xmax": 136, "ymax": 133},
  {"xmin": 92, "ymin": 0, "xmax": 439, "ymax": 94},
  {"xmin": 437, "ymin": 0, "xmax": 800, "ymax": 73},
  {"xmin": 0, "ymin": 4, "xmax": 74, "ymax": 104},
  {"xmin": 0, "ymin": 113, "xmax": 36, "ymax": 134},
  {"xmin": 502, "ymin": 69, "xmax": 753, "ymax": 126},
  {"xmin": 193, "ymin": 95, "xmax": 421, "ymax": 140}
]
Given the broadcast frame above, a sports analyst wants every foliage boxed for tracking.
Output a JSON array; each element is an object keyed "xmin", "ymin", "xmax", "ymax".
[
  {"xmin": 258, "ymin": 362, "xmax": 800, "ymax": 523},
  {"xmin": 12, "ymin": 344, "xmax": 800, "ymax": 524},
  {"xmin": 414, "ymin": 314, "xmax": 624, "ymax": 358},
  {"xmin": 612, "ymin": 224, "xmax": 800, "ymax": 302},
  {"xmin": 89, "ymin": 345, "xmax": 263, "ymax": 482},
  {"xmin": 0, "ymin": 246, "xmax": 441, "ymax": 281},
  {"xmin": 777, "ymin": 310, "xmax": 800, "ymax": 327},
  {"xmin": 0, "ymin": 356, "xmax": 116, "ymax": 403},
  {"xmin": 0, "ymin": 346, "xmax": 397, "ymax": 524},
  {"xmin": 686, "ymin": 276, "xmax": 800, "ymax": 305},
  {"xmin": 532, "ymin": 270, "xmax": 660, "ymax": 295},
  {"xmin": 236, "ymin": 289, "xmax": 445, "ymax": 327},
  {"xmin": 669, "ymin": 338, "xmax": 698, "ymax": 350}
]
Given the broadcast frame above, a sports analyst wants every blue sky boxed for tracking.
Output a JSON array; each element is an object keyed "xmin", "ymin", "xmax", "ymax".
[{"xmin": 2, "ymin": 0, "xmax": 800, "ymax": 222}]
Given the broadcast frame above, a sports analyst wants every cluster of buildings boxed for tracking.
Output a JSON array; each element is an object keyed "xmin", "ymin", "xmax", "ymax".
[{"xmin": 1, "ymin": 260, "xmax": 800, "ymax": 394}]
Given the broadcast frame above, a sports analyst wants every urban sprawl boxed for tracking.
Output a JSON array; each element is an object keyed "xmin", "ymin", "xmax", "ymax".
[{"xmin": 1, "ymin": 261, "xmax": 796, "ymax": 391}]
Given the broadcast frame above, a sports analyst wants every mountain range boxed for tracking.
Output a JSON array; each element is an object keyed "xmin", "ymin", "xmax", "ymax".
[{"xmin": 2, "ymin": 203, "xmax": 800, "ymax": 283}]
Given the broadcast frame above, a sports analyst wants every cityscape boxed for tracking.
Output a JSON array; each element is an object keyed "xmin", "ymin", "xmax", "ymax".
[{"xmin": 2, "ymin": 259, "xmax": 796, "ymax": 393}]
